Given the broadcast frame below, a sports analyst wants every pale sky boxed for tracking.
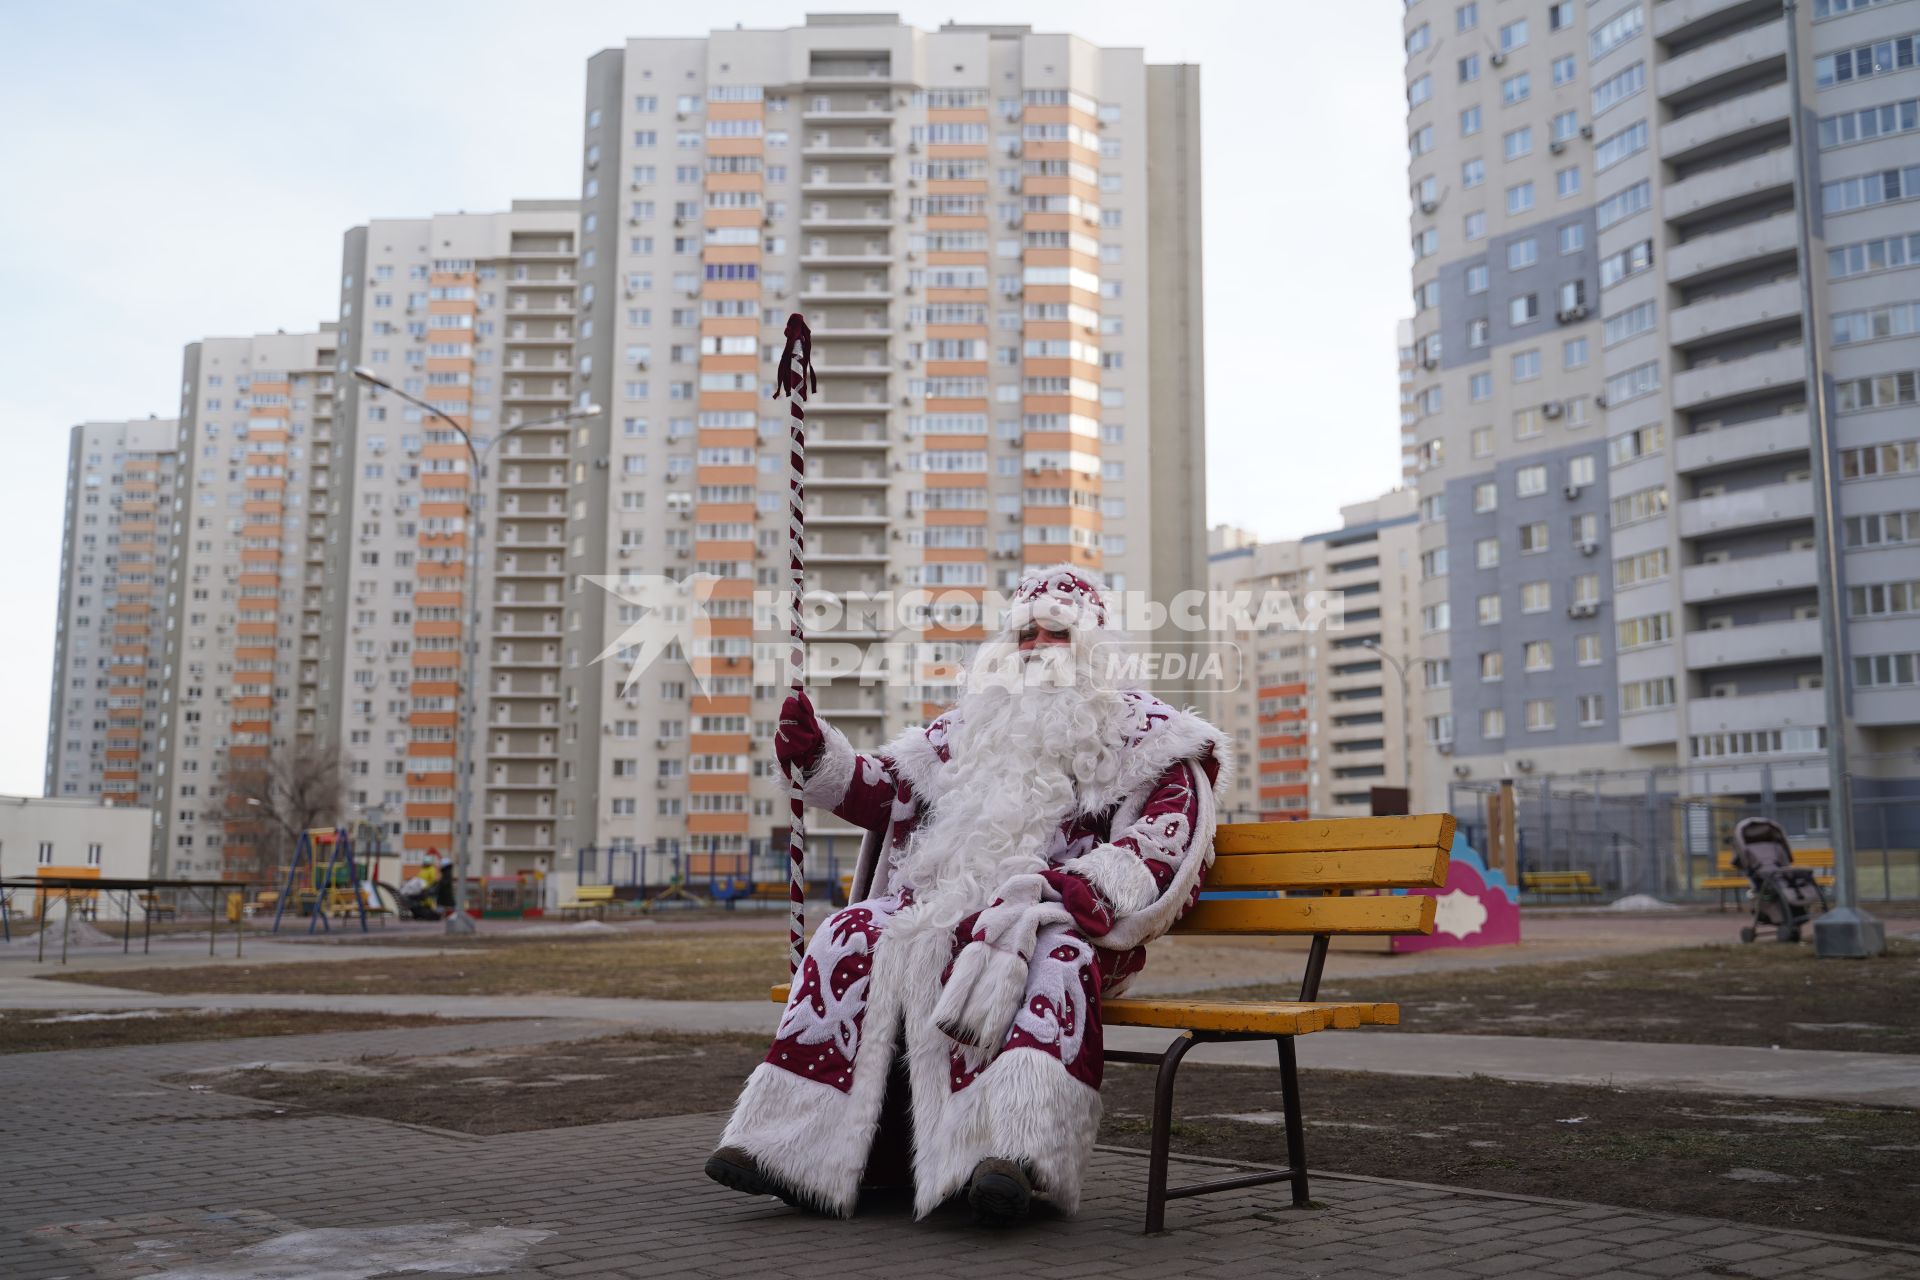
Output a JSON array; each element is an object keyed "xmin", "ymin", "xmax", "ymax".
[{"xmin": 0, "ymin": 1, "xmax": 1412, "ymax": 795}]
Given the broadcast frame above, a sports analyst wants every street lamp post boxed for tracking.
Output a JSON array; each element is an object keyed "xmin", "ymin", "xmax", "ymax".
[
  {"xmin": 351, "ymin": 367, "xmax": 599, "ymax": 935},
  {"xmin": 1362, "ymin": 640, "xmax": 1416, "ymax": 809}
]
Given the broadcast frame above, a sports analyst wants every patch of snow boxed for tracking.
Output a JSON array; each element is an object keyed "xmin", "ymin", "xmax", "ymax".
[
  {"xmin": 1723, "ymin": 1168, "xmax": 1797, "ymax": 1184},
  {"xmin": 138, "ymin": 1221, "xmax": 552, "ymax": 1279},
  {"xmin": 32, "ymin": 1009, "xmax": 171, "ymax": 1024},
  {"xmin": 1602, "ymin": 894, "xmax": 1683, "ymax": 912}
]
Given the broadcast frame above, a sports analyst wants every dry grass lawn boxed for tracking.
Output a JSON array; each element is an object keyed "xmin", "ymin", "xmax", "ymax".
[{"xmin": 46, "ymin": 930, "xmax": 790, "ymax": 1001}]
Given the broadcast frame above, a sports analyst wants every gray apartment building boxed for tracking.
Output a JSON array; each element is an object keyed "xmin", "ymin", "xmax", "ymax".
[
  {"xmin": 1402, "ymin": 0, "xmax": 1920, "ymax": 820},
  {"xmin": 45, "ymin": 418, "xmax": 179, "ymax": 812}
]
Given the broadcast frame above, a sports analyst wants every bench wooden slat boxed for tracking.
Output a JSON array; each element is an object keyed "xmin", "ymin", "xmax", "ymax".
[
  {"xmin": 1103, "ymin": 997, "xmax": 1399, "ymax": 1034},
  {"xmin": 1172, "ymin": 894, "xmax": 1436, "ymax": 937},
  {"xmin": 1203, "ymin": 847, "xmax": 1449, "ymax": 892},
  {"xmin": 1213, "ymin": 814, "xmax": 1453, "ymax": 856}
]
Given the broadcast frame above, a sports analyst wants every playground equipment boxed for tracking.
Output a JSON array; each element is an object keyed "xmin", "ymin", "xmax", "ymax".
[{"xmin": 269, "ymin": 827, "xmax": 371, "ymax": 934}]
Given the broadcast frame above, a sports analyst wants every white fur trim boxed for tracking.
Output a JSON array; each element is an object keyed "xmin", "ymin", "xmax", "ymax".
[
  {"xmin": 718, "ymin": 1061, "xmax": 882, "ymax": 1218},
  {"xmin": 910, "ymin": 1039, "xmax": 1104, "ymax": 1218},
  {"xmin": 1063, "ymin": 842, "xmax": 1161, "ymax": 918},
  {"xmin": 798, "ymin": 717, "xmax": 857, "ymax": 808}
]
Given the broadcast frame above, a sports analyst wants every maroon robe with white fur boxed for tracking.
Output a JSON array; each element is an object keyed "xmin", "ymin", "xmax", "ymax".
[{"xmin": 718, "ymin": 689, "xmax": 1230, "ymax": 1218}]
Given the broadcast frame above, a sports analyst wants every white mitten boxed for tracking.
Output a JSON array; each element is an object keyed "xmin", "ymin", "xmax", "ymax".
[{"xmin": 931, "ymin": 872, "xmax": 1070, "ymax": 1069}]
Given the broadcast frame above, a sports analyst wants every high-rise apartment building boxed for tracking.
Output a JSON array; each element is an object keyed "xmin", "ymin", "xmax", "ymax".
[
  {"xmin": 46, "ymin": 419, "xmax": 180, "ymax": 810},
  {"xmin": 327, "ymin": 203, "xmax": 581, "ymax": 879},
  {"xmin": 1398, "ymin": 318, "xmax": 1421, "ymax": 483},
  {"xmin": 1403, "ymin": 0, "xmax": 1920, "ymax": 811},
  {"xmin": 154, "ymin": 328, "xmax": 338, "ymax": 879},
  {"xmin": 1209, "ymin": 490, "xmax": 1425, "ymax": 821},
  {"xmin": 564, "ymin": 15, "xmax": 1205, "ymax": 889}
]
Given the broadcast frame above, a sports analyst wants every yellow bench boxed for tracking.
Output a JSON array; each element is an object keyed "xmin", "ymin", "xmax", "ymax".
[
  {"xmin": 1700, "ymin": 847, "xmax": 1834, "ymax": 908},
  {"xmin": 557, "ymin": 883, "xmax": 621, "ymax": 919},
  {"xmin": 1521, "ymin": 869, "xmax": 1601, "ymax": 898},
  {"xmin": 773, "ymin": 813, "xmax": 1453, "ymax": 1232}
]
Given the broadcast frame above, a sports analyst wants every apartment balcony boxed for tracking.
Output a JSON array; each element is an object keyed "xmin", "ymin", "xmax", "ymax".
[
  {"xmin": 800, "ymin": 252, "xmax": 894, "ymax": 266},
  {"xmin": 806, "ymin": 511, "xmax": 888, "ymax": 526},
  {"xmin": 1677, "ymin": 477, "xmax": 1813, "ymax": 537},
  {"xmin": 1656, "ymin": 18, "xmax": 1786, "ymax": 104},
  {"xmin": 810, "ymin": 324, "xmax": 895, "ymax": 337},
  {"xmin": 807, "ymin": 473, "xmax": 890, "ymax": 489},
  {"xmin": 1669, "ymin": 344, "xmax": 1805, "ymax": 412},
  {"xmin": 799, "ymin": 287, "xmax": 894, "ymax": 303},
  {"xmin": 801, "ymin": 142, "xmax": 895, "ymax": 159},
  {"xmin": 1619, "ymin": 706, "xmax": 1681, "ymax": 748},
  {"xmin": 811, "ymin": 360, "xmax": 892, "ymax": 376},
  {"xmin": 1681, "ymin": 548, "xmax": 1817, "ymax": 604},
  {"xmin": 1686, "ymin": 687, "xmax": 1825, "ymax": 736},
  {"xmin": 487, "ymin": 747, "xmax": 561, "ymax": 760},
  {"xmin": 800, "ymin": 215, "xmax": 894, "ymax": 230},
  {"xmin": 800, "ymin": 106, "xmax": 894, "ymax": 122},
  {"xmin": 800, "ymin": 178, "xmax": 895, "ymax": 195},
  {"xmin": 485, "ymin": 779, "xmax": 557, "ymax": 792},
  {"xmin": 1661, "ymin": 147, "xmax": 1794, "ymax": 227},
  {"xmin": 1668, "ymin": 279, "xmax": 1801, "ymax": 349},
  {"xmin": 798, "ymin": 397, "xmax": 894, "ymax": 413},
  {"xmin": 1653, "ymin": 0, "xmax": 1779, "ymax": 43},
  {"xmin": 1683, "ymin": 617, "xmax": 1821, "ymax": 669},
  {"xmin": 1659, "ymin": 82, "xmax": 1791, "ymax": 166},
  {"xmin": 490, "ymin": 686, "xmax": 561, "ymax": 700},
  {"xmin": 812, "ymin": 549, "xmax": 889, "ymax": 564},
  {"xmin": 1674, "ymin": 411, "xmax": 1810, "ymax": 473},
  {"xmin": 1856, "ymin": 687, "xmax": 1920, "ymax": 727}
]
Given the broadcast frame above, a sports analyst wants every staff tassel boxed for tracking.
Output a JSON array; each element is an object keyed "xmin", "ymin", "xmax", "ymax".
[{"xmin": 773, "ymin": 313, "xmax": 816, "ymax": 977}]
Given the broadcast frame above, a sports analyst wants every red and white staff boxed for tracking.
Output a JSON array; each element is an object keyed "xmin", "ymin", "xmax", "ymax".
[{"xmin": 772, "ymin": 314, "xmax": 817, "ymax": 977}]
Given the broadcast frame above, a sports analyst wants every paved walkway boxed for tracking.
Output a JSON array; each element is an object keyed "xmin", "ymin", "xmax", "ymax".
[
  {"xmin": 6, "ymin": 1019, "xmax": 1919, "ymax": 1279},
  {"xmin": 9, "ymin": 971, "xmax": 1920, "ymax": 1108}
]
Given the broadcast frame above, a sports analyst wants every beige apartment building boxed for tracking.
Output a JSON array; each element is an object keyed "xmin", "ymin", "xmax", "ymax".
[
  {"xmin": 152, "ymin": 328, "xmax": 338, "ymax": 880},
  {"xmin": 327, "ymin": 203, "xmax": 581, "ymax": 884},
  {"xmin": 560, "ymin": 14, "xmax": 1206, "ymax": 894},
  {"xmin": 1209, "ymin": 490, "xmax": 1425, "ymax": 822},
  {"xmin": 1402, "ymin": 0, "xmax": 1920, "ymax": 822},
  {"xmin": 45, "ymin": 418, "xmax": 179, "ymax": 814}
]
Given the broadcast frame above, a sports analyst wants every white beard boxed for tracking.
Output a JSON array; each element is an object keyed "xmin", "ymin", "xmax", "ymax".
[{"xmin": 895, "ymin": 629, "xmax": 1127, "ymax": 929}]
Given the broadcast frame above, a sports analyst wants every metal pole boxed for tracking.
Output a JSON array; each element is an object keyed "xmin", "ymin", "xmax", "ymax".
[
  {"xmin": 1782, "ymin": 0, "xmax": 1882, "ymax": 957},
  {"xmin": 1362, "ymin": 641, "xmax": 1414, "ymax": 802}
]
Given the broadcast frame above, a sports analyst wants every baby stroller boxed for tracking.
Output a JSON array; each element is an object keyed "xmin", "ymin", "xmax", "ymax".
[{"xmin": 1729, "ymin": 817, "xmax": 1827, "ymax": 943}]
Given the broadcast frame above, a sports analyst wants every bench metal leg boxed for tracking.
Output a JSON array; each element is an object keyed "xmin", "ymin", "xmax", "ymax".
[
  {"xmin": 1276, "ymin": 1036, "xmax": 1310, "ymax": 1207},
  {"xmin": 1144, "ymin": 1033, "xmax": 1198, "ymax": 1233}
]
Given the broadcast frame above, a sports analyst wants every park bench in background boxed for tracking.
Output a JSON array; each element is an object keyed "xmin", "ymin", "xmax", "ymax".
[
  {"xmin": 1699, "ymin": 847, "xmax": 1833, "ymax": 908},
  {"xmin": 1521, "ymin": 869, "xmax": 1602, "ymax": 900},
  {"xmin": 557, "ymin": 884, "xmax": 621, "ymax": 919},
  {"xmin": 772, "ymin": 813, "xmax": 1453, "ymax": 1232}
]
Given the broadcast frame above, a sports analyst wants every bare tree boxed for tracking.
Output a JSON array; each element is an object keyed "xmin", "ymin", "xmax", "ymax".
[{"xmin": 222, "ymin": 742, "xmax": 344, "ymax": 885}]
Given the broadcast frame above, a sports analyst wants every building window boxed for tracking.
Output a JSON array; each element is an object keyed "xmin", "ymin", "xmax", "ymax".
[
  {"xmin": 1504, "ymin": 126, "xmax": 1533, "ymax": 161},
  {"xmin": 1517, "ymin": 464, "xmax": 1548, "ymax": 496},
  {"xmin": 1509, "ymin": 293, "xmax": 1539, "ymax": 325},
  {"xmin": 1482, "ymin": 708, "xmax": 1506, "ymax": 739},
  {"xmin": 1470, "ymin": 372, "xmax": 1493, "ymax": 402},
  {"xmin": 1519, "ymin": 521, "xmax": 1549, "ymax": 554},
  {"xmin": 1513, "ymin": 349, "xmax": 1542, "ymax": 381},
  {"xmin": 1508, "ymin": 237, "xmax": 1539, "ymax": 270},
  {"xmin": 1467, "ymin": 264, "xmax": 1491, "ymax": 294},
  {"xmin": 1461, "ymin": 104, "xmax": 1482, "ymax": 135},
  {"xmin": 1578, "ymin": 633, "xmax": 1603, "ymax": 666},
  {"xmin": 1474, "ymin": 481, "xmax": 1498, "ymax": 513},
  {"xmin": 1526, "ymin": 699, "xmax": 1556, "ymax": 732},
  {"xmin": 1525, "ymin": 640, "xmax": 1553, "ymax": 671},
  {"xmin": 1521, "ymin": 581, "xmax": 1552, "ymax": 613},
  {"xmin": 1507, "ymin": 181, "xmax": 1536, "ymax": 214},
  {"xmin": 1478, "ymin": 593, "xmax": 1502, "ymax": 625},
  {"xmin": 1477, "ymin": 536, "xmax": 1500, "ymax": 568},
  {"xmin": 1481, "ymin": 651, "xmax": 1504, "ymax": 682},
  {"xmin": 1471, "ymin": 425, "xmax": 1495, "ymax": 456},
  {"xmin": 1500, "ymin": 19, "xmax": 1528, "ymax": 51},
  {"xmin": 1463, "ymin": 158, "xmax": 1486, "ymax": 188},
  {"xmin": 1460, "ymin": 53, "xmax": 1481, "ymax": 82},
  {"xmin": 1502, "ymin": 72, "xmax": 1532, "ymax": 106},
  {"xmin": 37, "ymin": 841, "xmax": 53, "ymax": 865}
]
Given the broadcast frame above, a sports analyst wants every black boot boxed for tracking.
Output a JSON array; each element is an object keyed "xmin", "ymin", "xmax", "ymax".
[
  {"xmin": 705, "ymin": 1146, "xmax": 801, "ymax": 1207},
  {"xmin": 966, "ymin": 1157, "xmax": 1032, "ymax": 1227}
]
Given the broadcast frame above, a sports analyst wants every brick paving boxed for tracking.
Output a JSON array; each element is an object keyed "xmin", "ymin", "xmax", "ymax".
[{"xmin": 4, "ymin": 1021, "xmax": 1919, "ymax": 1279}]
